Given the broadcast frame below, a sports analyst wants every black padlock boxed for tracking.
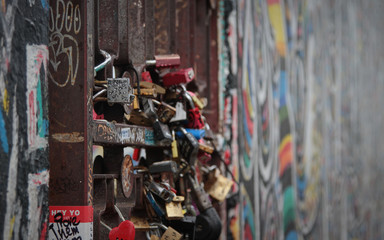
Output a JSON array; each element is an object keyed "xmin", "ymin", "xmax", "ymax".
[
  {"xmin": 153, "ymin": 120, "xmax": 173, "ymax": 146},
  {"xmin": 187, "ymin": 174, "xmax": 222, "ymax": 240},
  {"xmin": 149, "ymin": 160, "xmax": 178, "ymax": 174},
  {"xmin": 177, "ymin": 127, "xmax": 199, "ymax": 166},
  {"xmin": 168, "ymin": 216, "xmax": 196, "ymax": 240}
]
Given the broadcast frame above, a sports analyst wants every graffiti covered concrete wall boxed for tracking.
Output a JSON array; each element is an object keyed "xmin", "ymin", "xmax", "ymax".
[
  {"xmin": 220, "ymin": 0, "xmax": 384, "ymax": 239},
  {"xmin": 0, "ymin": 1, "xmax": 49, "ymax": 239}
]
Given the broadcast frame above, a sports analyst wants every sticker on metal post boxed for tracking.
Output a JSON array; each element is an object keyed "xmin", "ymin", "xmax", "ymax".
[{"xmin": 49, "ymin": 206, "xmax": 93, "ymax": 240}]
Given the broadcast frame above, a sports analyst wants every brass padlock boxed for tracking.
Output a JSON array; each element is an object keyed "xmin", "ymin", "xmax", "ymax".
[
  {"xmin": 198, "ymin": 142, "xmax": 214, "ymax": 154},
  {"xmin": 134, "ymin": 88, "xmax": 158, "ymax": 98},
  {"xmin": 161, "ymin": 226, "xmax": 183, "ymax": 240},
  {"xmin": 171, "ymin": 131, "xmax": 179, "ymax": 159},
  {"xmin": 165, "ymin": 196, "xmax": 184, "ymax": 220},
  {"xmin": 124, "ymin": 111, "xmax": 152, "ymax": 126},
  {"xmin": 135, "ymin": 81, "xmax": 166, "ymax": 95},
  {"xmin": 153, "ymin": 99, "xmax": 176, "ymax": 123},
  {"xmin": 204, "ymin": 168, "xmax": 233, "ymax": 202}
]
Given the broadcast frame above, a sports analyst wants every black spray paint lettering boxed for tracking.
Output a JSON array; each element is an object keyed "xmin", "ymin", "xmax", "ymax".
[{"xmin": 49, "ymin": 212, "xmax": 82, "ymax": 240}]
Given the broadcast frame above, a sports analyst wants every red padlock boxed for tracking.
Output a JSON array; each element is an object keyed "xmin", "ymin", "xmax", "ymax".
[
  {"xmin": 162, "ymin": 68, "xmax": 195, "ymax": 87},
  {"xmin": 186, "ymin": 107, "xmax": 205, "ymax": 129},
  {"xmin": 109, "ymin": 220, "xmax": 135, "ymax": 240},
  {"xmin": 141, "ymin": 71, "xmax": 152, "ymax": 82}
]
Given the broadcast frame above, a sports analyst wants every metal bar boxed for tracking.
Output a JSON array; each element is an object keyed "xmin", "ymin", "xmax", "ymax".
[
  {"xmin": 92, "ymin": 120, "xmax": 165, "ymax": 147},
  {"xmin": 48, "ymin": 0, "xmax": 94, "ymax": 207}
]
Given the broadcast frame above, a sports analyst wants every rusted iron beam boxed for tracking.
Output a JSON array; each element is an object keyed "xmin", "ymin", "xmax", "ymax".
[
  {"xmin": 48, "ymin": 0, "xmax": 94, "ymax": 207},
  {"xmin": 206, "ymin": 5, "xmax": 219, "ymax": 132},
  {"xmin": 175, "ymin": 0, "xmax": 192, "ymax": 68}
]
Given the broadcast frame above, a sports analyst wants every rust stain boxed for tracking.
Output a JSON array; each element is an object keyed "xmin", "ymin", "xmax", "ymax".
[{"xmin": 52, "ymin": 132, "xmax": 84, "ymax": 143}]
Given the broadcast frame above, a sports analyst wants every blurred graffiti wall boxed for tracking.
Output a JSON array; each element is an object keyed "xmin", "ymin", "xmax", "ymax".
[
  {"xmin": 219, "ymin": 0, "xmax": 384, "ymax": 239},
  {"xmin": 0, "ymin": 1, "xmax": 49, "ymax": 239}
]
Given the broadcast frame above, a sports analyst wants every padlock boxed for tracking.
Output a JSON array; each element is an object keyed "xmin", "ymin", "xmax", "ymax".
[
  {"xmin": 176, "ymin": 127, "xmax": 199, "ymax": 166},
  {"xmin": 168, "ymin": 216, "xmax": 196, "ymax": 240},
  {"xmin": 153, "ymin": 99, "xmax": 176, "ymax": 123},
  {"xmin": 141, "ymin": 97, "xmax": 173, "ymax": 145},
  {"xmin": 169, "ymin": 101, "xmax": 187, "ymax": 123},
  {"xmin": 202, "ymin": 117, "xmax": 215, "ymax": 140},
  {"xmin": 107, "ymin": 77, "xmax": 136, "ymax": 104},
  {"xmin": 130, "ymin": 215, "xmax": 152, "ymax": 231},
  {"xmin": 165, "ymin": 196, "xmax": 184, "ymax": 220},
  {"xmin": 141, "ymin": 71, "xmax": 153, "ymax": 82},
  {"xmin": 124, "ymin": 111, "xmax": 152, "ymax": 126},
  {"xmin": 198, "ymin": 142, "xmax": 214, "ymax": 154},
  {"xmin": 149, "ymin": 160, "xmax": 178, "ymax": 187},
  {"xmin": 153, "ymin": 120, "xmax": 173, "ymax": 146},
  {"xmin": 189, "ymin": 92, "xmax": 205, "ymax": 110},
  {"xmin": 144, "ymin": 188, "xmax": 166, "ymax": 217},
  {"xmin": 186, "ymin": 107, "xmax": 205, "ymax": 129},
  {"xmin": 175, "ymin": 128, "xmax": 205, "ymax": 140},
  {"xmin": 135, "ymin": 81, "xmax": 166, "ymax": 95},
  {"xmin": 160, "ymin": 226, "xmax": 183, "ymax": 240},
  {"xmin": 171, "ymin": 131, "xmax": 179, "ymax": 160},
  {"xmin": 146, "ymin": 54, "xmax": 181, "ymax": 69},
  {"xmin": 149, "ymin": 160, "xmax": 178, "ymax": 174},
  {"xmin": 205, "ymin": 173, "xmax": 233, "ymax": 202},
  {"xmin": 162, "ymin": 68, "xmax": 195, "ymax": 87},
  {"xmin": 145, "ymin": 180, "xmax": 176, "ymax": 203},
  {"xmin": 121, "ymin": 155, "xmax": 134, "ymax": 198},
  {"xmin": 141, "ymin": 97, "xmax": 158, "ymax": 121},
  {"xmin": 187, "ymin": 174, "xmax": 222, "ymax": 240},
  {"xmin": 134, "ymin": 88, "xmax": 158, "ymax": 98}
]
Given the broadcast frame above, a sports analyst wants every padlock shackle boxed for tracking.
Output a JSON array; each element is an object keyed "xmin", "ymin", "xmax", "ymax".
[{"xmin": 94, "ymin": 49, "xmax": 112, "ymax": 74}]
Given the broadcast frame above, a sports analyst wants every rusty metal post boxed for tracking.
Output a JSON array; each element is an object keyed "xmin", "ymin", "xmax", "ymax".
[{"xmin": 48, "ymin": 0, "xmax": 94, "ymax": 238}]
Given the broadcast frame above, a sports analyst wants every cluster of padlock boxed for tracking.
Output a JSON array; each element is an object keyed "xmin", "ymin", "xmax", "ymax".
[{"xmin": 92, "ymin": 53, "xmax": 233, "ymax": 240}]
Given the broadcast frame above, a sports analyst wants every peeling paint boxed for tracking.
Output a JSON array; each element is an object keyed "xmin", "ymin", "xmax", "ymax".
[
  {"xmin": 52, "ymin": 132, "xmax": 84, "ymax": 143},
  {"xmin": 3, "ymin": 88, "xmax": 9, "ymax": 114},
  {"xmin": 27, "ymin": 170, "xmax": 49, "ymax": 240},
  {"xmin": 3, "ymin": 96, "xmax": 19, "ymax": 240}
]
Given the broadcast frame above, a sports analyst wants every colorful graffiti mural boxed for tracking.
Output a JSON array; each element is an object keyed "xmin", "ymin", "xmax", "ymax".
[
  {"xmin": 220, "ymin": 0, "xmax": 384, "ymax": 239},
  {"xmin": 0, "ymin": 1, "xmax": 49, "ymax": 239}
]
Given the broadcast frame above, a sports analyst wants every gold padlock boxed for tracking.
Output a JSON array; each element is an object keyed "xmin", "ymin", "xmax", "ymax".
[
  {"xmin": 161, "ymin": 226, "xmax": 182, "ymax": 240},
  {"xmin": 171, "ymin": 131, "xmax": 179, "ymax": 159},
  {"xmin": 205, "ymin": 171, "xmax": 233, "ymax": 202},
  {"xmin": 191, "ymin": 95, "xmax": 205, "ymax": 110},
  {"xmin": 124, "ymin": 111, "xmax": 152, "ymax": 126},
  {"xmin": 134, "ymin": 88, "xmax": 158, "ymax": 98},
  {"xmin": 165, "ymin": 196, "xmax": 184, "ymax": 220},
  {"xmin": 135, "ymin": 81, "xmax": 166, "ymax": 95},
  {"xmin": 130, "ymin": 215, "xmax": 151, "ymax": 231},
  {"xmin": 198, "ymin": 142, "xmax": 214, "ymax": 154}
]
